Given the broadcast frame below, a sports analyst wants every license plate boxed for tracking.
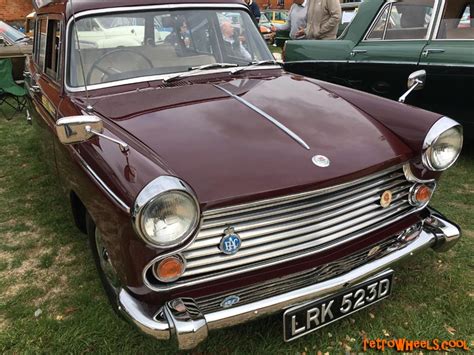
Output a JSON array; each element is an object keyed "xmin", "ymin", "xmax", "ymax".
[{"xmin": 283, "ymin": 271, "xmax": 393, "ymax": 342}]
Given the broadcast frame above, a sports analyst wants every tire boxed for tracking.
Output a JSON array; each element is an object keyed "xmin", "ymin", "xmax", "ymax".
[{"xmin": 86, "ymin": 213, "xmax": 121, "ymax": 313}]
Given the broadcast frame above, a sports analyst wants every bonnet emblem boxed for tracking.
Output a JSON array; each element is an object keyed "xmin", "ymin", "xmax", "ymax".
[
  {"xmin": 312, "ymin": 155, "xmax": 331, "ymax": 168},
  {"xmin": 219, "ymin": 227, "xmax": 242, "ymax": 255}
]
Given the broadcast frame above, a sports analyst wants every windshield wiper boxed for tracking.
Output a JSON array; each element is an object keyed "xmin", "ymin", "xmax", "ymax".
[
  {"xmin": 163, "ymin": 63, "xmax": 238, "ymax": 83},
  {"xmin": 230, "ymin": 60, "xmax": 281, "ymax": 75}
]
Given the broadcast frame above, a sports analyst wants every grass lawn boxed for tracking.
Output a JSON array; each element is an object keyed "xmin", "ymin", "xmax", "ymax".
[{"xmin": 0, "ymin": 104, "xmax": 473, "ymax": 354}]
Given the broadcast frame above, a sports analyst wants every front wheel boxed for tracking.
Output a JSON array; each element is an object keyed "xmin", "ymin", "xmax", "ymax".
[{"xmin": 86, "ymin": 213, "xmax": 120, "ymax": 311}]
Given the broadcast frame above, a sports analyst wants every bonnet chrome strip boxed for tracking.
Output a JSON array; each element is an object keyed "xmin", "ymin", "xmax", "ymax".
[{"xmin": 214, "ymin": 85, "xmax": 310, "ymax": 150}]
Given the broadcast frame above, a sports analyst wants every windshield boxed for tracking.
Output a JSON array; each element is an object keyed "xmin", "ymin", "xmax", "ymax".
[{"xmin": 68, "ymin": 9, "xmax": 274, "ymax": 88}]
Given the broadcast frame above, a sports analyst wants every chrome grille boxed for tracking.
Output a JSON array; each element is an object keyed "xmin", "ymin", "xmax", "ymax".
[
  {"xmin": 145, "ymin": 165, "xmax": 418, "ymax": 289},
  {"xmin": 195, "ymin": 235, "xmax": 404, "ymax": 313},
  {"xmin": 177, "ymin": 166, "xmax": 415, "ymax": 282}
]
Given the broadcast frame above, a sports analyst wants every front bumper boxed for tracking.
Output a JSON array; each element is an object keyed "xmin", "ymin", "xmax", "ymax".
[{"xmin": 118, "ymin": 211, "xmax": 460, "ymax": 350}]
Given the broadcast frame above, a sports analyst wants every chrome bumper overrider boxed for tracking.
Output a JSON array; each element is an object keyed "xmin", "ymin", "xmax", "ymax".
[{"xmin": 118, "ymin": 212, "xmax": 460, "ymax": 350}]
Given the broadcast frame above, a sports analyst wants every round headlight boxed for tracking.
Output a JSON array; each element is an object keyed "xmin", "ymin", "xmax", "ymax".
[
  {"xmin": 422, "ymin": 117, "xmax": 463, "ymax": 171},
  {"xmin": 133, "ymin": 177, "xmax": 200, "ymax": 247}
]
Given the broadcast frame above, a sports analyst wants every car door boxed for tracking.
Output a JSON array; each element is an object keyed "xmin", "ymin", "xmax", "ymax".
[
  {"xmin": 25, "ymin": 15, "xmax": 63, "ymax": 173},
  {"xmin": 347, "ymin": 0, "xmax": 437, "ymax": 99},
  {"xmin": 418, "ymin": 0, "xmax": 474, "ymax": 135}
]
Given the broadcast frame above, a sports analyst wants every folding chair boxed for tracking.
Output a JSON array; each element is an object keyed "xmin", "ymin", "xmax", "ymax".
[{"xmin": 0, "ymin": 58, "xmax": 27, "ymax": 120}]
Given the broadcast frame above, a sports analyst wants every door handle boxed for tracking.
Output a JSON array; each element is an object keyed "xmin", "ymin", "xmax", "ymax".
[
  {"xmin": 350, "ymin": 49, "xmax": 367, "ymax": 57},
  {"xmin": 29, "ymin": 85, "xmax": 41, "ymax": 93},
  {"xmin": 422, "ymin": 48, "xmax": 445, "ymax": 57}
]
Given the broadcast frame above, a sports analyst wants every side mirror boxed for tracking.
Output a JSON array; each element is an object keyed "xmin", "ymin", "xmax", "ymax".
[
  {"xmin": 398, "ymin": 70, "xmax": 426, "ymax": 103},
  {"xmin": 56, "ymin": 115, "xmax": 103, "ymax": 145},
  {"xmin": 55, "ymin": 115, "xmax": 129, "ymax": 152}
]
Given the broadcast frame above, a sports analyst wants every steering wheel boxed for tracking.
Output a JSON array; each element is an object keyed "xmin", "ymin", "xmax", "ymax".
[{"xmin": 86, "ymin": 48, "xmax": 153, "ymax": 85}]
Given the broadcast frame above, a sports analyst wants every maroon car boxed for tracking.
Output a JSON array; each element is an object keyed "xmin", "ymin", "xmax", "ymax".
[{"xmin": 26, "ymin": 0, "xmax": 462, "ymax": 349}]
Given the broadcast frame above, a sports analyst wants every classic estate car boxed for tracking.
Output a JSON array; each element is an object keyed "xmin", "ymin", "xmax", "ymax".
[
  {"xmin": 26, "ymin": 0, "xmax": 462, "ymax": 350},
  {"xmin": 283, "ymin": 0, "xmax": 474, "ymax": 137}
]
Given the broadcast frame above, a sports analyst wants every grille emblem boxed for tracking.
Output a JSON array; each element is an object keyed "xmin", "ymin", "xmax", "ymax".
[
  {"xmin": 380, "ymin": 190, "xmax": 393, "ymax": 208},
  {"xmin": 312, "ymin": 155, "xmax": 330, "ymax": 167},
  {"xmin": 219, "ymin": 227, "xmax": 241, "ymax": 255},
  {"xmin": 220, "ymin": 295, "xmax": 240, "ymax": 308}
]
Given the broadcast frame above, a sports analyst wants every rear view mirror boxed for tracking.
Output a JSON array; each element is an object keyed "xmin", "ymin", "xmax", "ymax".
[
  {"xmin": 55, "ymin": 115, "xmax": 103, "ymax": 145},
  {"xmin": 399, "ymin": 70, "xmax": 426, "ymax": 103}
]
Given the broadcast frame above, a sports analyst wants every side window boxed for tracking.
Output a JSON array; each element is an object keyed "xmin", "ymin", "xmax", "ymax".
[
  {"xmin": 37, "ymin": 18, "xmax": 47, "ymax": 69},
  {"xmin": 437, "ymin": 1, "xmax": 474, "ymax": 39},
  {"xmin": 367, "ymin": 5, "xmax": 389, "ymax": 40},
  {"xmin": 45, "ymin": 20, "xmax": 61, "ymax": 81},
  {"xmin": 366, "ymin": 0, "xmax": 435, "ymax": 40}
]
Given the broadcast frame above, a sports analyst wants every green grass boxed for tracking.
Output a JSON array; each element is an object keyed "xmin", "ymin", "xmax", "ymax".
[{"xmin": 0, "ymin": 104, "xmax": 473, "ymax": 354}]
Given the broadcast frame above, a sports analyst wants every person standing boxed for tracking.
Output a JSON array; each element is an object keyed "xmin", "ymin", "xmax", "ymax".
[
  {"xmin": 245, "ymin": 0, "xmax": 261, "ymax": 26},
  {"xmin": 280, "ymin": 0, "xmax": 308, "ymax": 39},
  {"xmin": 305, "ymin": 0, "xmax": 341, "ymax": 40}
]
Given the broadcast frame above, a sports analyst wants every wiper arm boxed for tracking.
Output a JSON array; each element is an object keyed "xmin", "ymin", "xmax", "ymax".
[
  {"xmin": 163, "ymin": 63, "xmax": 238, "ymax": 83},
  {"xmin": 230, "ymin": 60, "xmax": 281, "ymax": 75}
]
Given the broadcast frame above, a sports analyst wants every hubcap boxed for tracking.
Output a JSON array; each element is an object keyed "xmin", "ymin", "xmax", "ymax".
[{"xmin": 94, "ymin": 228, "xmax": 119, "ymax": 289}]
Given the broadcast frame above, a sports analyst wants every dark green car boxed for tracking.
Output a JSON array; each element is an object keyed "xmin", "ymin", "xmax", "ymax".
[{"xmin": 283, "ymin": 0, "xmax": 474, "ymax": 137}]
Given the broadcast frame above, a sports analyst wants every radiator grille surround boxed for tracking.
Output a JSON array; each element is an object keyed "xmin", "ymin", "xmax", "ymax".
[{"xmin": 145, "ymin": 165, "xmax": 422, "ymax": 290}]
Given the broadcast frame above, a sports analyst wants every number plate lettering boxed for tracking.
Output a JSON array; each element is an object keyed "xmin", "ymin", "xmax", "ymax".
[{"xmin": 283, "ymin": 272, "xmax": 393, "ymax": 342}]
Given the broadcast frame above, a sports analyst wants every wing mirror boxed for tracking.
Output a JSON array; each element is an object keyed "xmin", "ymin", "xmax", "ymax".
[
  {"xmin": 398, "ymin": 70, "xmax": 426, "ymax": 103},
  {"xmin": 56, "ymin": 115, "xmax": 129, "ymax": 152}
]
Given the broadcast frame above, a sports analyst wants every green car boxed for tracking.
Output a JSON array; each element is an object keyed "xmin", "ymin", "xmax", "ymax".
[{"xmin": 283, "ymin": 0, "xmax": 474, "ymax": 137}]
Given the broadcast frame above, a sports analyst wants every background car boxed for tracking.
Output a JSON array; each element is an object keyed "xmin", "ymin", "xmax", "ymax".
[
  {"xmin": 283, "ymin": 0, "xmax": 474, "ymax": 138},
  {"xmin": 259, "ymin": 12, "xmax": 277, "ymax": 43},
  {"xmin": 263, "ymin": 9, "xmax": 289, "ymax": 29},
  {"xmin": 0, "ymin": 21, "xmax": 32, "ymax": 81}
]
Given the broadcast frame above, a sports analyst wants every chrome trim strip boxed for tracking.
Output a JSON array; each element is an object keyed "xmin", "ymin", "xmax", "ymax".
[
  {"xmin": 419, "ymin": 63, "xmax": 474, "ymax": 68},
  {"xmin": 71, "ymin": 148, "xmax": 130, "ymax": 213},
  {"xmin": 64, "ymin": 3, "xmax": 276, "ymax": 93},
  {"xmin": 432, "ymin": 0, "xmax": 445, "ymax": 40},
  {"xmin": 214, "ymin": 85, "xmax": 310, "ymax": 150},
  {"xmin": 403, "ymin": 164, "xmax": 436, "ymax": 183}
]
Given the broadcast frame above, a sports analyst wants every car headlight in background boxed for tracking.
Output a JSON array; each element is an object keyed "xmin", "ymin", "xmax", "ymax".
[
  {"xmin": 132, "ymin": 176, "xmax": 200, "ymax": 248},
  {"xmin": 422, "ymin": 117, "xmax": 463, "ymax": 171}
]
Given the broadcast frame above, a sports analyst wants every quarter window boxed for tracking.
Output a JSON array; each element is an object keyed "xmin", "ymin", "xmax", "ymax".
[
  {"xmin": 366, "ymin": 0, "xmax": 435, "ymax": 40},
  {"xmin": 436, "ymin": 1, "xmax": 474, "ymax": 39}
]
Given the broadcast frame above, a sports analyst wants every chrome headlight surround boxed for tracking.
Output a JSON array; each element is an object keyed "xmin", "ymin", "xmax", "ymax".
[
  {"xmin": 132, "ymin": 176, "xmax": 200, "ymax": 248},
  {"xmin": 422, "ymin": 117, "xmax": 463, "ymax": 172}
]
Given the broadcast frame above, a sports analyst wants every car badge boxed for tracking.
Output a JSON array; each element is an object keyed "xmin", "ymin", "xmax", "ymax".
[
  {"xmin": 220, "ymin": 295, "xmax": 240, "ymax": 308},
  {"xmin": 219, "ymin": 227, "xmax": 242, "ymax": 255},
  {"xmin": 380, "ymin": 190, "xmax": 393, "ymax": 208},
  {"xmin": 312, "ymin": 155, "xmax": 331, "ymax": 168}
]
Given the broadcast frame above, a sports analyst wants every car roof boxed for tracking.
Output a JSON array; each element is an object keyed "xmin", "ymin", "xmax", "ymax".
[{"xmin": 36, "ymin": 0, "xmax": 248, "ymax": 19}]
